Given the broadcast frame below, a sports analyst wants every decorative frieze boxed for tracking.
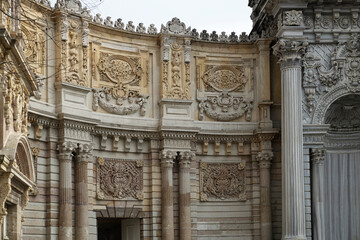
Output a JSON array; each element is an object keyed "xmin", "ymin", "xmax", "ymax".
[
  {"xmin": 200, "ymin": 162, "xmax": 246, "ymax": 201},
  {"xmin": 97, "ymin": 158, "xmax": 143, "ymax": 200}
]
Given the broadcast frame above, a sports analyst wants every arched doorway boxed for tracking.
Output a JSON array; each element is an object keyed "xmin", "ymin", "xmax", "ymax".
[{"xmin": 322, "ymin": 94, "xmax": 360, "ymax": 239}]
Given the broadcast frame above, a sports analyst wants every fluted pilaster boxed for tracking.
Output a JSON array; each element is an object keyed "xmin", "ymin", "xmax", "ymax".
[
  {"xmin": 75, "ymin": 144, "xmax": 92, "ymax": 240},
  {"xmin": 161, "ymin": 150, "xmax": 176, "ymax": 240},
  {"xmin": 273, "ymin": 39, "xmax": 308, "ymax": 240},
  {"xmin": 311, "ymin": 149, "xmax": 325, "ymax": 240},
  {"xmin": 178, "ymin": 151, "xmax": 194, "ymax": 240},
  {"xmin": 58, "ymin": 141, "xmax": 75, "ymax": 240}
]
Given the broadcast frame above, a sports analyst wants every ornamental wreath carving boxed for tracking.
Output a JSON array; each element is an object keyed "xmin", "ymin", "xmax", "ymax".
[
  {"xmin": 97, "ymin": 158, "xmax": 144, "ymax": 200},
  {"xmin": 200, "ymin": 162, "xmax": 246, "ymax": 201}
]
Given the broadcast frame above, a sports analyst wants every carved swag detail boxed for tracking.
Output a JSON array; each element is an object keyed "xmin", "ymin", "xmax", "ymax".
[
  {"xmin": 200, "ymin": 162, "xmax": 246, "ymax": 201},
  {"xmin": 97, "ymin": 158, "xmax": 143, "ymax": 200}
]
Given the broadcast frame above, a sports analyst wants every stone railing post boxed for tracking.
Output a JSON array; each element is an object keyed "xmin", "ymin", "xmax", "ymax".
[
  {"xmin": 58, "ymin": 141, "xmax": 75, "ymax": 240},
  {"xmin": 161, "ymin": 150, "xmax": 176, "ymax": 240},
  {"xmin": 273, "ymin": 39, "xmax": 308, "ymax": 240},
  {"xmin": 178, "ymin": 151, "xmax": 194, "ymax": 240},
  {"xmin": 311, "ymin": 149, "xmax": 325, "ymax": 240},
  {"xmin": 75, "ymin": 144, "xmax": 92, "ymax": 240},
  {"xmin": 257, "ymin": 152, "xmax": 273, "ymax": 240}
]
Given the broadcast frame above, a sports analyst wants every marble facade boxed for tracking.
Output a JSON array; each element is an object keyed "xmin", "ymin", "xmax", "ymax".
[{"xmin": 0, "ymin": 0, "xmax": 359, "ymax": 239}]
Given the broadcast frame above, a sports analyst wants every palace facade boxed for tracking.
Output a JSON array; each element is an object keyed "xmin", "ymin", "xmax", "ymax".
[{"xmin": 0, "ymin": 0, "xmax": 359, "ymax": 239}]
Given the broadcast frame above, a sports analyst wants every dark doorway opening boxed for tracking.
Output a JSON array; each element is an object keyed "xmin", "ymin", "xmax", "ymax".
[{"xmin": 97, "ymin": 218, "xmax": 122, "ymax": 240}]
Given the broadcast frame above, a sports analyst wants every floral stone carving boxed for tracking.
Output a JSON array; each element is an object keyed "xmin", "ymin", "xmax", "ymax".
[
  {"xmin": 283, "ymin": 10, "xmax": 303, "ymax": 26},
  {"xmin": 198, "ymin": 91, "xmax": 253, "ymax": 121},
  {"xmin": 202, "ymin": 65, "xmax": 247, "ymax": 92},
  {"xmin": 160, "ymin": 17, "xmax": 191, "ymax": 35},
  {"xmin": 97, "ymin": 158, "xmax": 143, "ymax": 200},
  {"xmin": 200, "ymin": 162, "xmax": 246, "ymax": 201},
  {"xmin": 98, "ymin": 53, "xmax": 143, "ymax": 85},
  {"xmin": 93, "ymin": 85, "xmax": 148, "ymax": 116}
]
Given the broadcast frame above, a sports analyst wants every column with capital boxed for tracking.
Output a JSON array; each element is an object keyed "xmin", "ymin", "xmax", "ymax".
[
  {"xmin": 75, "ymin": 144, "xmax": 92, "ymax": 240},
  {"xmin": 273, "ymin": 39, "xmax": 308, "ymax": 240},
  {"xmin": 178, "ymin": 151, "xmax": 194, "ymax": 240},
  {"xmin": 161, "ymin": 150, "xmax": 176, "ymax": 240},
  {"xmin": 257, "ymin": 152, "xmax": 273, "ymax": 240},
  {"xmin": 58, "ymin": 141, "xmax": 75, "ymax": 240},
  {"xmin": 311, "ymin": 149, "xmax": 325, "ymax": 240}
]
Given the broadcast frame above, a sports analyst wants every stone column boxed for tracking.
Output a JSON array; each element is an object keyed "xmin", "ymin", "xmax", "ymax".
[
  {"xmin": 273, "ymin": 39, "xmax": 308, "ymax": 240},
  {"xmin": 58, "ymin": 141, "xmax": 75, "ymax": 240},
  {"xmin": 161, "ymin": 150, "xmax": 176, "ymax": 240},
  {"xmin": 179, "ymin": 151, "xmax": 194, "ymax": 240},
  {"xmin": 311, "ymin": 149, "xmax": 325, "ymax": 240},
  {"xmin": 257, "ymin": 152, "xmax": 273, "ymax": 240},
  {"xmin": 75, "ymin": 144, "xmax": 92, "ymax": 240}
]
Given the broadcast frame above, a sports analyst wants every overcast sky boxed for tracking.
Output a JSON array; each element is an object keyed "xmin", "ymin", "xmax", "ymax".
[{"xmin": 50, "ymin": 0, "xmax": 253, "ymax": 34}]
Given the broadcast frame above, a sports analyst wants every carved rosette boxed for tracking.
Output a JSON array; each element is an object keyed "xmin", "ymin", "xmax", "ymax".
[
  {"xmin": 199, "ymin": 92, "xmax": 253, "ymax": 121},
  {"xmin": 283, "ymin": 10, "xmax": 303, "ymax": 26},
  {"xmin": 200, "ymin": 162, "xmax": 246, "ymax": 201},
  {"xmin": 97, "ymin": 159, "xmax": 143, "ymax": 200},
  {"xmin": 161, "ymin": 41, "xmax": 191, "ymax": 99}
]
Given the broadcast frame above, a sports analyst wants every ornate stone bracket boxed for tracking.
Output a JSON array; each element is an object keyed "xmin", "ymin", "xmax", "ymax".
[
  {"xmin": 198, "ymin": 91, "xmax": 253, "ymax": 121},
  {"xmin": 92, "ymin": 87, "xmax": 148, "ymax": 116},
  {"xmin": 96, "ymin": 158, "xmax": 144, "ymax": 200},
  {"xmin": 0, "ymin": 172, "xmax": 13, "ymax": 224},
  {"xmin": 200, "ymin": 161, "xmax": 246, "ymax": 201}
]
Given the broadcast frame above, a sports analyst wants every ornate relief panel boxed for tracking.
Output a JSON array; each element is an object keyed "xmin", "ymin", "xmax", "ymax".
[
  {"xmin": 22, "ymin": 23, "xmax": 45, "ymax": 75},
  {"xmin": 303, "ymin": 34, "xmax": 360, "ymax": 123},
  {"xmin": 96, "ymin": 158, "xmax": 144, "ymax": 200},
  {"xmin": 196, "ymin": 57, "xmax": 254, "ymax": 121},
  {"xmin": 161, "ymin": 39, "xmax": 191, "ymax": 100},
  {"xmin": 92, "ymin": 45, "xmax": 149, "ymax": 116},
  {"xmin": 200, "ymin": 162, "xmax": 246, "ymax": 201}
]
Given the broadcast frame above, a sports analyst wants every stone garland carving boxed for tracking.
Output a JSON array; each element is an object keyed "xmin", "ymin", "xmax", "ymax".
[
  {"xmin": 303, "ymin": 34, "xmax": 360, "ymax": 115},
  {"xmin": 2, "ymin": 73, "xmax": 30, "ymax": 134},
  {"xmin": 97, "ymin": 158, "xmax": 144, "ymax": 200},
  {"xmin": 92, "ymin": 86, "xmax": 149, "ymax": 116},
  {"xmin": 202, "ymin": 65, "xmax": 247, "ymax": 92},
  {"xmin": 200, "ymin": 162, "xmax": 246, "ymax": 201},
  {"xmin": 199, "ymin": 92, "xmax": 253, "ymax": 121}
]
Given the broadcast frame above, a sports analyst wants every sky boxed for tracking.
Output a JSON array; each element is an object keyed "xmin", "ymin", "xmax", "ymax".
[{"xmin": 50, "ymin": 0, "xmax": 253, "ymax": 34}]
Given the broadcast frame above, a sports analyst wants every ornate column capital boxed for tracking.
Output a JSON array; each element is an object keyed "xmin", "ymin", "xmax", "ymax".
[
  {"xmin": 161, "ymin": 150, "xmax": 177, "ymax": 168},
  {"xmin": 76, "ymin": 143, "xmax": 93, "ymax": 162},
  {"xmin": 311, "ymin": 149, "xmax": 325, "ymax": 165},
  {"xmin": 178, "ymin": 151, "xmax": 195, "ymax": 168},
  {"xmin": 273, "ymin": 39, "xmax": 308, "ymax": 67},
  {"xmin": 58, "ymin": 141, "xmax": 76, "ymax": 162},
  {"xmin": 256, "ymin": 152, "xmax": 274, "ymax": 169}
]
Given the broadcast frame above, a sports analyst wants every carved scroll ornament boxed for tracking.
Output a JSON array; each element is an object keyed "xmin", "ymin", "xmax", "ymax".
[
  {"xmin": 200, "ymin": 162, "xmax": 246, "ymax": 201},
  {"xmin": 97, "ymin": 158, "xmax": 143, "ymax": 200},
  {"xmin": 199, "ymin": 91, "xmax": 253, "ymax": 121},
  {"xmin": 160, "ymin": 17, "xmax": 191, "ymax": 35},
  {"xmin": 92, "ymin": 85, "xmax": 148, "ymax": 116}
]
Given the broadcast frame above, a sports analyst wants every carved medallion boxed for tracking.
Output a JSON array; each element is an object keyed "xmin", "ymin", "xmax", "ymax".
[
  {"xmin": 160, "ymin": 17, "xmax": 191, "ymax": 35},
  {"xmin": 200, "ymin": 162, "xmax": 246, "ymax": 201},
  {"xmin": 97, "ymin": 158, "xmax": 144, "ymax": 200},
  {"xmin": 98, "ymin": 53, "xmax": 142, "ymax": 85},
  {"xmin": 202, "ymin": 65, "xmax": 247, "ymax": 92}
]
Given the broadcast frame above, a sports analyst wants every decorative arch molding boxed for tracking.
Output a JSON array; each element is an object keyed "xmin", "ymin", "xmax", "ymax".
[
  {"xmin": 1, "ymin": 132, "xmax": 36, "ymax": 184},
  {"xmin": 312, "ymin": 85, "xmax": 360, "ymax": 125}
]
